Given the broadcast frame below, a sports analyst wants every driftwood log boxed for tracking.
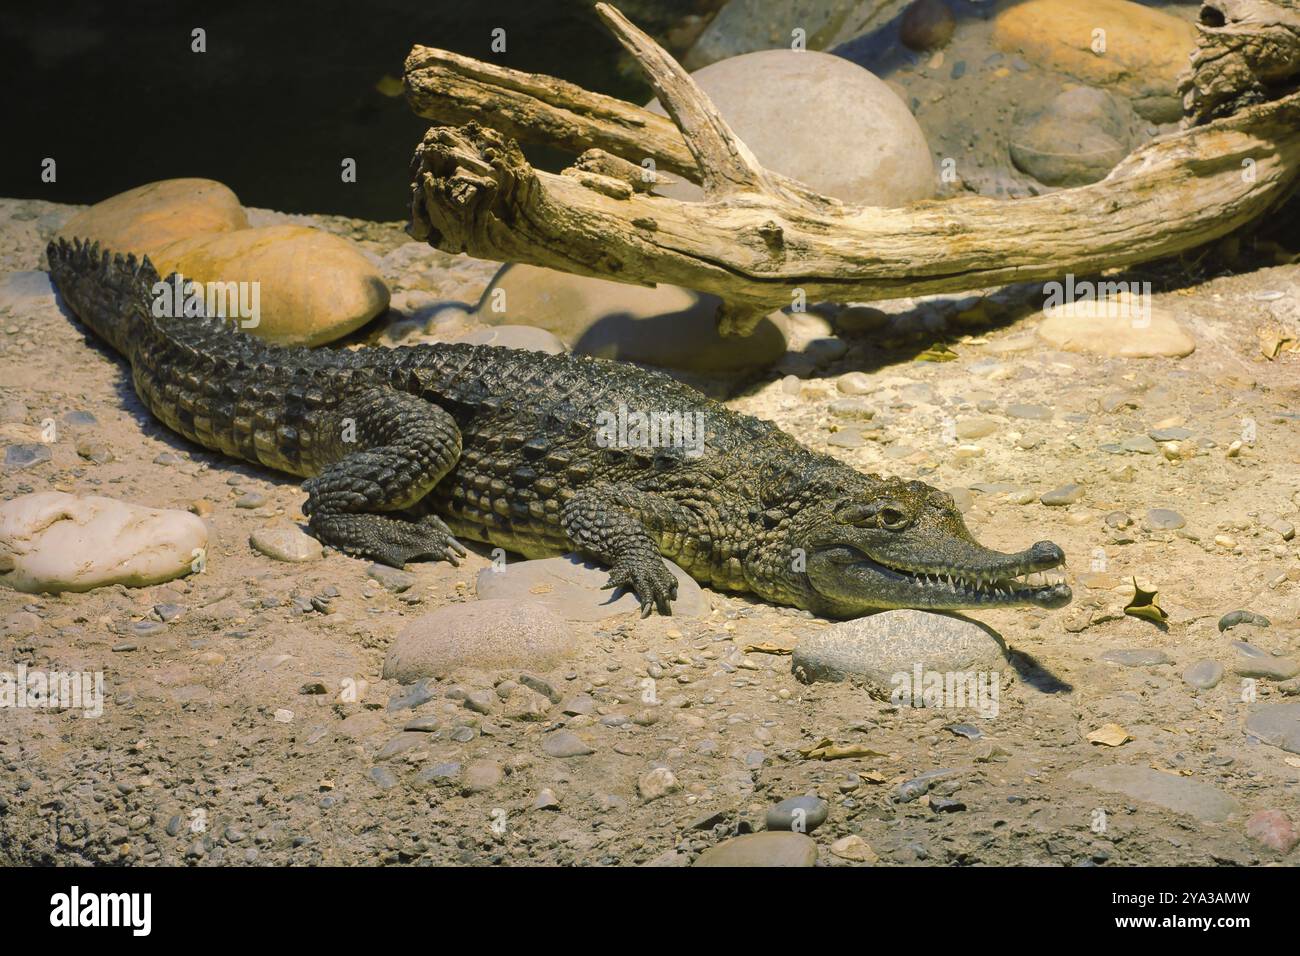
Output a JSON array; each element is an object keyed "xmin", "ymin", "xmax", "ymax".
[{"xmin": 406, "ymin": 1, "xmax": 1300, "ymax": 335}]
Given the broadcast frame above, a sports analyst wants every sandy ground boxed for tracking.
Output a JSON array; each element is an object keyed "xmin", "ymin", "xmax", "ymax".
[{"xmin": 0, "ymin": 194, "xmax": 1298, "ymax": 867}]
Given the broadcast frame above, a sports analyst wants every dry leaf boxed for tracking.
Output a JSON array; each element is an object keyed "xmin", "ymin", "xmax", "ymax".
[
  {"xmin": 1124, "ymin": 577, "xmax": 1168, "ymax": 624},
  {"xmin": 830, "ymin": 835, "xmax": 878, "ymax": 863},
  {"xmin": 798, "ymin": 737, "xmax": 890, "ymax": 761},
  {"xmin": 743, "ymin": 642, "xmax": 794, "ymax": 656},
  {"xmin": 1087, "ymin": 723, "xmax": 1134, "ymax": 747},
  {"xmin": 916, "ymin": 344, "xmax": 958, "ymax": 362}
]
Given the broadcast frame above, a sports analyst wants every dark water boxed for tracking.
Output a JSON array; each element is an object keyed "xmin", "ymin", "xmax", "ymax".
[{"xmin": 0, "ymin": 0, "xmax": 687, "ymax": 220}]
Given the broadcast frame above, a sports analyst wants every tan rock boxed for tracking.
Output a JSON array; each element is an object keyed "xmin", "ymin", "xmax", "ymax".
[
  {"xmin": 1037, "ymin": 294, "xmax": 1195, "ymax": 358},
  {"xmin": 478, "ymin": 263, "xmax": 788, "ymax": 376},
  {"xmin": 57, "ymin": 178, "xmax": 248, "ymax": 258},
  {"xmin": 993, "ymin": 0, "xmax": 1198, "ymax": 122},
  {"xmin": 150, "ymin": 225, "xmax": 390, "ymax": 346},
  {"xmin": 694, "ymin": 832, "xmax": 818, "ymax": 867},
  {"xmin": 382, "ymin": 599, "xmax": 576, "ymax": 681},
  {"xmin": 0, "ymin": 492, "xmax": 206, "ymax": 593}
]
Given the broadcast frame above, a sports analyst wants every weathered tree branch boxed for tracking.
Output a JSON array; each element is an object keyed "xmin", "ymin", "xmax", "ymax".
[
  {"xmin": 1182, "ymin": 0, "xmax": 1300, "ymax": 122},
  {"xmin": 406, "ymin": 2, "xmax": 1300, "ymax": 335}
]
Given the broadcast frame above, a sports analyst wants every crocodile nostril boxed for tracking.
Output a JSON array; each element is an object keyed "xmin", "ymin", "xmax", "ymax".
[{"xmin": 1031, "ymin": 541, "xmax": 1065, "ymax": 565}]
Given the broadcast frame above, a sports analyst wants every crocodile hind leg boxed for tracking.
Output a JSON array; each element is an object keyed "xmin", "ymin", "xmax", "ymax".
[
  {"xmin": 561, "ymin": 484, "xmax": 681, "ymax": 616},
  {"xmin": 301, "ymin": 387, "xmax": 467, "ymax": 568}
]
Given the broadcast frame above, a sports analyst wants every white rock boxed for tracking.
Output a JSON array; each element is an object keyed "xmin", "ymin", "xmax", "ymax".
[
  {"xmin": 638, "ymin": 767, "xmax": 680, "ymax": 802},
  {"xmin": 250, "ymin": 525, "xmax": 323, "ymax": 562},
  {"xmin": 647, "ymin": 50, "xmax": 934, "ymax": 206},
  {"xmin": 0, "ymin": 492, "xmax": 207, "ymax": 593}
]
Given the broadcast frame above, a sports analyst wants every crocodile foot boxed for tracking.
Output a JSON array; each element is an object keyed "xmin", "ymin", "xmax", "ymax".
[
  {"xmin": 308, "ymin": 512, "xmax": 467, "ymax": 568},
  {"xmin": 603, "ymin": 557, "xmax": 679, "ymax": 617}
]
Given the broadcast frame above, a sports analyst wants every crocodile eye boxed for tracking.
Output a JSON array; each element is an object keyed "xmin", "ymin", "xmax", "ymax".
[{"xmin": 878, "ymin": 503, "xmax": 911, "ymax": 531}]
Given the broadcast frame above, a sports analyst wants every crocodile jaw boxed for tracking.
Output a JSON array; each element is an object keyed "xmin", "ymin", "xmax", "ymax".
[{"xmin": 805, "ymin": 539, "xmax": 1072, "ymax": 615}]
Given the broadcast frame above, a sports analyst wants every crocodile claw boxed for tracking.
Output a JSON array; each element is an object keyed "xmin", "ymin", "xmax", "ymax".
[
  {"xmin": 308, "ymin": 512, "xmax": 467, "ymax": 568},
  {"xmin": 602, "ymin": 560, "xmax": 678, "ymax": 617}
]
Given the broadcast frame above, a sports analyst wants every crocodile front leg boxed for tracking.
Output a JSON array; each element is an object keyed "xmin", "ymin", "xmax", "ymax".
[
  {"xmin": 302, "ymin": 387, "xmax": 467, "ymax": 568},
  {"xmin": 561, "ymin": 483, "xmax": 681, "ymax": 616}
]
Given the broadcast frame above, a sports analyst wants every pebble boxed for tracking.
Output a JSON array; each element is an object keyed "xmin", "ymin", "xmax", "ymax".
[
  {"xmin": 249, "ymin": 526, "xmax": 322, "ymax": 563},
  {"xmin": 74, "ymin": 438, "xmax": 114, "ymax": 465},
  {"xmin": 1245, "ymin": 810, "xmax": 1299, "ymax": 853},
  {"xmin": 896, "ymin": 769, "xmax": 959, "ymax": 803},
  {"xmin": 4, "ymin": 444, "xmax": 52, "ymax": 470},
  {"xmin": 637, "ymin": 767, "xmax": 680, "ymax": 802},
  {"xmin": 765, "ymin": 795, "xmax": 829, "ymax": 834},
  {"xmin": 1143, "ymin": 508, "xmax": 1185, "ymax": 531},
  {"xmin": 1040, "ymin": 484, "xmax": 1084, "ymax": 506},
  {"xmin": 693, "ymin": 832, "xmax": 818, "ymax": 868},
  {"xmin": 956, "ymin": 417, "xmax": 998, "ymax": 439},
  {"xmin": 1219, "ymin": 609, "xmax": 1270, "ymax": 632},
  {"xmin": 541, "ymin": 731, "xmax": 594, "ymax": 758},
  {"xmin": 376, "ymin": 733, "xmax": 426, "ymax": 759},
  {"xmin": 836, "ymin": 372, "xmax": 875, "ymax": 395},
  {"xmin": 416, "ymin": 762, "xmax": 461, "ymax": 787},
  {"xmin": 534, "ymin": 788, "xmax": 561, "ymax": 811},
  {"xmin": 1182, "ymin": 660, "xmax": 1224, "ymax": 690},
  {"xmin": 462, "ymin": 760, "xmax": 503, "ymax": 793},
  {"xmin": 827, "ymin": 428, "xmax": 866, "ymax": 449},
  {"xmin": 1101, "ymin": 648, "xmax": 1171, "ymax": 667},
  {"xmin": 368, "ymin": 766, "xmax": 399, "ymax": 790},
  {"xmin": 1232, "ymin": 644, "xmax": 1300, "ymax": 680},
  {"xmin": 1005, "ymin": 403, "xmax": 1053, "ymax": 421},
  {"xmin": 1121, "ymin": 435, "xmax": 1159, "ymax": 454},
  {"xmin": 827, "ymin": 398, "xmax": 874, "ymax": 420},
  {"xmin": 829, "ymin": 835, "xmax": 878, "ymax": 863}
]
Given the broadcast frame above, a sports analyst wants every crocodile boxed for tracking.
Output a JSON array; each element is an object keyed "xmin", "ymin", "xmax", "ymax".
[{"xmin": 46, "ymin": 237, "xmax": 1072, "ymax": 618}]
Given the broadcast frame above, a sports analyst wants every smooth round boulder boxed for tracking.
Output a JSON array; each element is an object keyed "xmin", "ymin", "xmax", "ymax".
[
  {"xmin": 1009, "ymin": 87, "xmax": 1138, "ymax": 187},
  {"xmin": 149, "ymin": 225, "xmax": 390, "ymax": 347},
  {"xmin": 382, "ymin": 599, "xmax": 576, "ymax": 681},
  {"xmin": 0, "ymin": 492, "xmax": 206, "ymax": 593},
  {"xmin": 647, "ymin": 50, "xmax": 934, "ymax": 206},
  {"xmin": 792, "ymin": 609, "xmax": 1006, "ymax": 697},
  {"xmin": 56, "ymin": 178, "xmax": 248, "ymax": 258},
  {"xmin": 478, "ymin": 264, "xmax": 788, "ymax": 376}
]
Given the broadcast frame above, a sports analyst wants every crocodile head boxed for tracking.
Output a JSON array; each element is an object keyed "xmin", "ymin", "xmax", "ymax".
[{"xmin": 766, "ymin": 468, "xmax": 1071, "ymax": 617}]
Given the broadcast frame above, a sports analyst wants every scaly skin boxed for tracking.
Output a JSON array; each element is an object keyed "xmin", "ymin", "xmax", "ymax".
[{"xmin": 47, "ymin": 238, "xmax": 1072, "ymax": 617}]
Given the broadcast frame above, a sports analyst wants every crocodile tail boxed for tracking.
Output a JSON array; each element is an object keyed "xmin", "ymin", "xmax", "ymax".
[{"xmin": 46, "ymin": 237, "xmax": 167, "ymax": 358}]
